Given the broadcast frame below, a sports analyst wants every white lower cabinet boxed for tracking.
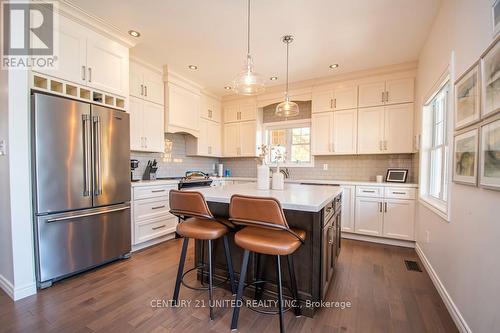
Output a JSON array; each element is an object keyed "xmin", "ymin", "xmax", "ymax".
[
  {"xmin": 340, "ymin": 186, "xmax": 355, "ymax": 232},
  {"xmin": 354, "ymin": 197, "xmax": 384, "ymax": 236},
  {"xmin": 351, "ymin": 186, "xmax": 415, "ymax": 241},
  {"xmin": 382, "ymin": 199, "xmax": 415, "ymax": 240},
  {"xmin": 132, "ymin": 184, "xmax": 178, "ymax": 248}
]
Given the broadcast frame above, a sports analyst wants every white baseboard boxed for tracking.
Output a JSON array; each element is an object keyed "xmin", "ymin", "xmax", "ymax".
[
  {"xmin": 415, "ymin": 243, "xmax": 471, "ymax": 333},
  {"xmin": 341, "ymin": 232, "xmax": 415, "ymax": 248},
  {"xmin": 0, "ymin": 274, "xmax": 14, "ymax": 299},
  {"xmin": 0, "ymin": 274, "xmax": 36, "ymax": 301}
]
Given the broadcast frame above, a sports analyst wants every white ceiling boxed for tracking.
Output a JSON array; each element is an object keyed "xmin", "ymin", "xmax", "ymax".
[{"xmin": 69, "ymin": 0, "xmax": 441, "ymax": 96}]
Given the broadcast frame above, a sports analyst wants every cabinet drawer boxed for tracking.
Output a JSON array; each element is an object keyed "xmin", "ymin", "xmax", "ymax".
[
  {"xmin": 356, "ymin": 186, "xmax": 384, "ymax": 198},
  {"xmin": 134, "ymin": 197, "xmax": 174, "ymax": 222},
  {"xmin": 133, "ymin": 184, "xmax": 176, "ymax": 200},
  {"xmin": 384, "ymin": 187, "xmax": 415, "ymax": 199},
  {"xmin": 135, "ymin": 217, "xmax": 177, "ymax": 244}
]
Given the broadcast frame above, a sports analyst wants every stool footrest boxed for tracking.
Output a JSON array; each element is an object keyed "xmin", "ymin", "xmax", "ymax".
[{"xmin": 180, "ymin": 264, "xmax": 229, "ymax": 291}]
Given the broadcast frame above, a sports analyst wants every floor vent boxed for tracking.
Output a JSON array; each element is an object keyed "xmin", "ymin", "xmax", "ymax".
[{"xmin": 404, "ymin": 260, "xmax": 422, "ymax": 272}]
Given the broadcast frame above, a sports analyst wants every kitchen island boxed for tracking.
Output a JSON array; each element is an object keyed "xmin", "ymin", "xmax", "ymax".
[{"xmin": 190, "ymin": 183, "xmax": 343, "ymax": 317}]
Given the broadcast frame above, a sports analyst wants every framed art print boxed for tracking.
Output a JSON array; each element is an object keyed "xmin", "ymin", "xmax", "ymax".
[
  {"xmin": 479, "ymin": 118, "xmax": 500, "ymax": 190},
  {"xmin": 454, "ymin": 64, "xmax": 480, "ymax": 129},
  {"xmin": 453, "ymin": 128, "xmax": 479, "ymax": 185},
  {"xmin": 481, "ymin": 38, "xmax": 500, "ymax": 118}
]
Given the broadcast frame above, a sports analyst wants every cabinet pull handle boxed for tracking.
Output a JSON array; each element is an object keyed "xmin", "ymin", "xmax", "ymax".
[
  {"xmin": 151, "ymin": 189, "xmax": 166, "ymax": 193},
  {"xmin": 330, "ymin": 99, "xmax": 333, "ymax": 109},
  {"xmin": 88, "ymin": 67, "xmax": 92, "ymax": 83},
  {"xmin": 392, "ymin": 191, "xmax": 405, "ymax": 195},
  {"xmin": 152, "ymin": 225, "xmax": 166, "ymax": 230},
  {"xmin": 144, "ymin": 137, "xmax": 148, "ymax": 148},
  {"xmin": 82, "ymin": 65, "xmax": 86, "ymax": 81},
  {"xmin": 334, "ymin": 98, "xmax": 337, "ymax": 109},
  {"xmin": 381, "ymin": 91, "xmax": 384, "ymax": 103},
  {"xmin": 144, "ymin": 85, "xmax": 147, "ymax": 96},
  {"xmin": 151, "ymin": 205, "xmax": 166, "ymax": 210},
  {"xmin": 383, "ymin": 140, "xmax": 387, "ymax": 150},
  {"xmin": 328, "ymin": 226, "xmax": 334, "ymax": 244},
  {"xmin": 379, "ymin": 202, "xmax": 382, "ymax": 213},
  {"xmin": 384, "ymin": 202, "xmax": 387, "ymax": 213},
  {"xmin": 386, "ymin": 91, "xmax": 389, "ymax": 102},
  {"xmin": 208, "ymin": 109, "xmax": 212, "ymax": 118},
  {"xmin": 141, "ymin": 84, "xmax": 144, "ymax": 96},
  {"xmin": 362, "ymin": 190, "xmax": 375, "ymax": 193}
]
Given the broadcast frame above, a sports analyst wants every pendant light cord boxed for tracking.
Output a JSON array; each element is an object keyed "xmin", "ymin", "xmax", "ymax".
[
  {"xmin": 247, "ymin": 0, "xmax": 251, "ymax": 57},
  {"xmin": 285, "ymin": 40, "xmax": 289, "ymax": 100}
]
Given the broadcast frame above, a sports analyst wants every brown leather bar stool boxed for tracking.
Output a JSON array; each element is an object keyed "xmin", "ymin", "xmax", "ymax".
[
  {"xmin": 229, "ymin": 195, "xmax": 305, "ymax": 333},
  {"xmin": 169, "ymin": 189, "xmax": 237, "ymax": 320}
]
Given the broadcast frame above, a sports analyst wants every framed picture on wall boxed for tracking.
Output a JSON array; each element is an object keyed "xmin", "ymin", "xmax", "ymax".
[
  {"xmin": 454, "ymin": 64, "xmax": 480, "ymax": 129},
  {"xmin": 481, "ymin": 38, "xmax": 500, "ymax": 118},
  {"xmin": 479, "ymin": 118, "xmax": 500, "ymax": 190},
  {"xmin": 453, "ymin": 128, "xmax": 479, "ymax": 186},
  {"xmin": 493, "ymin": 0, "xmax": 500, "ymax": 37}
]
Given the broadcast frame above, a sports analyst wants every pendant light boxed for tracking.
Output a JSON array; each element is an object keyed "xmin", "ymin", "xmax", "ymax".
[
  {"xmin": 276, "ymin": 35, "xmax": 299, "ymax": 117},
  {"xmin": 232, "ymin": 0, "xmax": 265, "ymax": 95}
]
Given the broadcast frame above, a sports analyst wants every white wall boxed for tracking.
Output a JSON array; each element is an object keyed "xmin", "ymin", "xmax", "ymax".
[
  {"xmin": 0, "ymin": 67, "xmax": 14, "ymax": 295},
  {"xmin": 415, "ymin": 1, "xmax": 500, "ymax": 332}
]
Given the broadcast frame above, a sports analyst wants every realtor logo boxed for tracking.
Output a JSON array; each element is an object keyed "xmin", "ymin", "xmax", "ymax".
[{"xmin": 1, "ymin": 1, "xmax": 58, "ymax": 69}]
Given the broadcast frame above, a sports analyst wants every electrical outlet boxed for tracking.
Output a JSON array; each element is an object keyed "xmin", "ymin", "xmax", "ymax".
[
  {"xmin": 323, "ymin": 164, "xmax": 328, "ymax": 171},
  {"xmin": 0, "ymin": 139, "xmax": 5, "ymax": 156},
  {"xmin": 425, "ymin": 230, "xmax": 430, "ymax": 243}
]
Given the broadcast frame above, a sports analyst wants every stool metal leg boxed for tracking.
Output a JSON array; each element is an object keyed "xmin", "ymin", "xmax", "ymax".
[
  {"xmin": 287, "ymin": 255, "xmax": 301, "ymax": 317},
  {"xmin": 275, "ymin": 255, "xmax": 285, "ymax": 333},
  {"xmin": 231, "ymin": 249, "xmax": 250, "ymax": 331},
  {"xmin": 223, "ymin": 235, "xmax": 237, "ymax": 294},
  {"xmin": 254, "ymin": 253, "xmax": 261, "ymax": 300},
  {"xmin": 173, "ymin": 237, "xmax": 189, "ymax": 304},
  {"xmin": 208, "ymin": 239, "xmax": 214, "ymax": 320}
]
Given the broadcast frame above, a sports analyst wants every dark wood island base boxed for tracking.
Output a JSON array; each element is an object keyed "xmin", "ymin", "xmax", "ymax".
[{"xmin": 194, "ymin": 194, "xmax": 342, "ymax": 318}]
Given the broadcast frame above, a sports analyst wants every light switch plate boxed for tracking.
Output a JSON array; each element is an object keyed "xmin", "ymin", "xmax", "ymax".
[
  {"xmin": 323, "ymin": 164, "xmax": 328, "ymax": 171},
  {"xmin": 0, "ymin": 139, "xmax": 6, "ymax": 156}
]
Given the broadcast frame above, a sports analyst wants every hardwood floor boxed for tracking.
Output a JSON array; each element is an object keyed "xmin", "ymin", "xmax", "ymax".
[{"xmin": 0, "ymin": 239, "xmax": 457, "ymax": 333}]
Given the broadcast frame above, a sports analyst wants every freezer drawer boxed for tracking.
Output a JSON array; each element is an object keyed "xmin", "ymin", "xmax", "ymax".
[{"xmin": 35, "ymin": 204, "xmax": 131, "ymax": 284}]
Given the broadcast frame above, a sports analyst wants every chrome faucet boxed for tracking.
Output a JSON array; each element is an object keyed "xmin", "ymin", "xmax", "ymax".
[{"xmin": 280, "ymin": 168, "xmax": 290, "ymax": 179}]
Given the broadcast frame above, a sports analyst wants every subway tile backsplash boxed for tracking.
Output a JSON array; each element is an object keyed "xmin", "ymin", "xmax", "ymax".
[
  {"xmin": 131, "ymin": 134, "xmax": 418, "ymax": 183},
  {"xmin": 220, "ymin": 154, "xmax": 418, "ymax": 183},
  {"xmin": 131, "ymin": 133, "xmax": 218, "ymax": 179}
]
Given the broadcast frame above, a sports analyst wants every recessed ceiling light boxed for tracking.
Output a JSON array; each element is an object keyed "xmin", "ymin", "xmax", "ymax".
[
  {"xmin": 188, "ymin": 65, "xmax": 198, "ymax": 70},
  {"xmin": 270, "ymin": 76, "xmax": 278, "ymax": 81},
  {"xmin": 128, "ymin": 30, "xmax": 141, "ymax": 38},
  {"xmin": 224, "ymin": 86, "xmax": 232, "ymax": 90},
  {"xmin": 329, "ymin": 64, "xmax": 339, "ymax": 69}
]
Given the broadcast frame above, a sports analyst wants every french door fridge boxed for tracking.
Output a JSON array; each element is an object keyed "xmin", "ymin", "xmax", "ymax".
[{"xmin": 31, "ymin": 93, "xmax": 131, "ymax": 288}]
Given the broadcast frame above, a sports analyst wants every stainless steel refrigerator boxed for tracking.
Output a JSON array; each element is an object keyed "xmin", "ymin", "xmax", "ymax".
[{"xmin": 31, "ymin": 93, "xmax": 132, "ymax": 288}]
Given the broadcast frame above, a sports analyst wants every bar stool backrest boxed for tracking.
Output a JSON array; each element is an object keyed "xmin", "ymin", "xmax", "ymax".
[
  {"xmin": 229, "ymin": 194, "xmax": 290, "ymax": 231},
  {"xmin": 169, "ymin": 189, "xmax": 213, "ymax": 220}
]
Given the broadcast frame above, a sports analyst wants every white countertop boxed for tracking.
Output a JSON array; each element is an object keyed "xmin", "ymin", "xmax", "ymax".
[
  {"xmin": 131, "ymin": 177, "xmax": 418, "ymax": 188},
  {"xmin": 191, "ymin": 182, "xmax": 343, "ymax": 212}
]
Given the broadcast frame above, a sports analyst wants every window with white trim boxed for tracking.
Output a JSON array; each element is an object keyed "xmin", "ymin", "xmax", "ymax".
[
  {"xmin": 420, "ymin": 80, "xmax": 450, "ymax": 218},
  {"xmin": 264, "ymin": 121, "xmax": 313, "ymax": 167}
]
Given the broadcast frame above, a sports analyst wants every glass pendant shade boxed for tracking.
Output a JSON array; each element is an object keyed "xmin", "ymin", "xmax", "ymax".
[
  {"xmin": 233, "ymin": 55, "xmax": 265, "ymax": 95},
  {"xmin": 275, "ymin": 96, "xmax": 299, "ymax": 117}
]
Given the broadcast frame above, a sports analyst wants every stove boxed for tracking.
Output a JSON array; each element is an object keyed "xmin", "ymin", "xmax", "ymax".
[{"xmin": 177, "ymin": 171, "xmax": 213, "ymax": 190}]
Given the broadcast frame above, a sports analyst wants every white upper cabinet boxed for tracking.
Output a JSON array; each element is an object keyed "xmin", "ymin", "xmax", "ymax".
[
  {"xmin": 200, "ymin": 94, "xmax": 222, "ymax": 122},
  {"xmin": 384, "ymin": 103, "xmax": 414, "ymax": 153},
  {"xmin": 186, "ymin": 118, "xmax": 221, "ymax": 157},
  {"xmin": 223, "ymin": 121, "xmax": 258, "ymax": 157},
  {"xmin": 129, "ymin": 96, "xmax": 164, "ymax": 153},
  {"xmin": 357, "ymin": 104, "xmax": 413, "ymax": 154},
  {"xmin": 86, "ymin": 31, "xmax": 129, "ymax": 97},
  {"xmin": 223, "ymin": 100, "xmax": 257, "ymax": 123},
  {"xmin": 332, "ymin": 109, "xmax": 357, "ymax": 154},
  {"xmin": 385, "ymin": 78, "xmax": 414, "ymax": 105},
  {"xmin": 130, "ymin": 60, "xmax": 164, "ymax": 105},
  {"xmin": 36, "ymin": 16, "xmax": 129, "ymax": 98},
  {"xmin": 312, "ymin": 84, "xmax": 358, "ymax": 113},
  {"xmin": 358, "ymin": 81, "xmax": 386, "ymax": 108},
  {"xmin": 311, "ymin": 112, "xmax": 333, "ymax": 154},
  {"xmin": 166, "ymin": 82, "xmax": 200, "ymax": 135},
  {"xmin": 359, "ymin": 78, "xmax": 414, "ymax": 108},
  {"xmin": 357, "ymin": 106, "xmax": 385, "ymax": 154}
]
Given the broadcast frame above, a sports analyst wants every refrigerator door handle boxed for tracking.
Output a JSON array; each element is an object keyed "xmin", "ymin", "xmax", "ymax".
[
  {"xmin": 82, "ymin": 115, "xmax": 92, "ymax": 196},
  {"xmin": 93, "ymin": 115, "xmax": 102, "ymax": 196},
  {"xmin": 46, "ymin": 206, "xmax": 129, "ymax": 223}
]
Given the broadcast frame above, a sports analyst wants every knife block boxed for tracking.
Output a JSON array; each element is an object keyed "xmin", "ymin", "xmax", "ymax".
[{"xmin": 142, "ymin": 165, "xmax": 157, "ymax": 180}]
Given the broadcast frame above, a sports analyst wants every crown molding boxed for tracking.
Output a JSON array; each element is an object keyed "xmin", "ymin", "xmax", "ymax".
[{"xmin": 57, "ymin": 0, "xmax": 137, "ymax": 48}]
